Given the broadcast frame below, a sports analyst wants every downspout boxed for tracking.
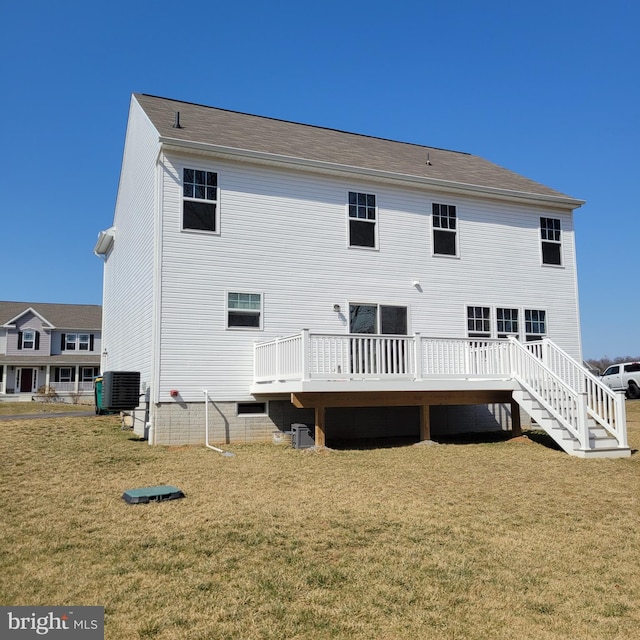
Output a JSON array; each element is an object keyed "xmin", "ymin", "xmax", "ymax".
[{"xmin": 203, "ymin": 390, "xmax": 235, "ymax": 456}]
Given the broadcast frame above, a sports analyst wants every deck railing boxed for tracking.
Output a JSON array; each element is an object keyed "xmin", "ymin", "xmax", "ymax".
[
  {"xmin": 254, "ymin": 331, "xmax": 512, "ymax": 382},
  {"xmin": 253, "ymin": 331, "xmax": 627, "ymax": 451}
]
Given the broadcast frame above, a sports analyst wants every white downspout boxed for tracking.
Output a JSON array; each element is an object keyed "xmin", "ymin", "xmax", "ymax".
[{"xmin": 203, "ymin": 390, "xmax": 235, "ymax": 456}]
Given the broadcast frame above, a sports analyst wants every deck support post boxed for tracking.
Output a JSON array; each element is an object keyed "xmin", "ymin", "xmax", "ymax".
[
  {"xmin": 510, "ymin": 397, "xmax": 522, "ymax": 437},
  {"xmin": 314, "ymin": 406, "xmax": 326, "ymax": 448},
  {"xmin": 419, "ymin": 404, "xmax": 431, "ymax": 441}
]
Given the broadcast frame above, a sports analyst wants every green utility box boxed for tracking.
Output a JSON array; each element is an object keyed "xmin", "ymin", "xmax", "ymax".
[{"xmin": 94, "ymin": 376, "xmax": 116, "ymax": 415}]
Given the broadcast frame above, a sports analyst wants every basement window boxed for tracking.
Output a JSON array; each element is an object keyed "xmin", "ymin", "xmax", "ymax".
[
  {"xmin": 237, "ymin": 402, "xmax": 267, "ymax": 416},
  {"xmin": 183, "ymin": 168, "xmax": 218, "ymax": 232},
  {"xmin": 540, "ymin": 217, "xmax": 562, "ymax": 265}
]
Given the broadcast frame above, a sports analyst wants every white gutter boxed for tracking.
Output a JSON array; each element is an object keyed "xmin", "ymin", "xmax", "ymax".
[{"xmin": 158, "ymin": 136, "xmax": 585, "ymax": 210}]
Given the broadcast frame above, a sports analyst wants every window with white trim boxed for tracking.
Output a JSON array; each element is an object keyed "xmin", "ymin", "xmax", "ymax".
[
  {"xmin": 22, "ymin": 330, "xmax": 35, "ymax": 350},
  {"xmin": 433, "ymin": 203, "xmax": 457, "ymax": 256},
  {"xmin": 82, "ymin": 367, "xmax": 98, "ymax": 382},
  {"xmin": 59, "ymin": 367, "xmax": 73, "ymax": 383},
  {"xmin": 524, "ymin": 309, "xmax": 546, "ymax": 341},
  {"xmin": 227, "ymin": 292, "xmax": 262, "ymax": 329},
  {"xmin": 540, "ymin": 217, "xmax": 562, "ymax": 265},
  {"xmin": 183, "ymin": 168, "xmax": 218, "ymax": 232},
  {"xmin": 348, "ymin": 191, "xmax": 377, "ymax": 248},
  {"xmin": 65, "ymin": 334, "xmax": 78, "ymax": 350},
  {"xmin": 496, "ymin": 308, "xmax": 519, "ymax": 338},
  {"xmin": 237, "ymin": 402, "xmax": 268, "ymax": 416},
  {"xmin": 467, "ymin": 306, "xmax": 491, "ymax": 338}
]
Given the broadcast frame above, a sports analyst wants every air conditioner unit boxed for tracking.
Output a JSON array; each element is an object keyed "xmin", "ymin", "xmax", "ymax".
[{"xmin": 102, "ymin": 371, "xmax": 141, "ymax": 411}]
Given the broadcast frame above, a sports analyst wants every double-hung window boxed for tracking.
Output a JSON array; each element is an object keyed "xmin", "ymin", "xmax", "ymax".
[
  {"xmin": 183, "ymin": 168, "xmax": 218, "ymax": 232},
  {"xmin": 22, "ymin": 330, "xmax": 35, "ymax": 350},
  {"xmin": 433, "ymin": 203, "xmax": 457, "ymax": 256},
  {"xmin": 496, "ymin": 308, "xmax": 519, "ymax": 338},
  {"xmin": 227, "ymin": 292, "xmax": 262, "ymax": 329},
  {"xmin": 348, "ymin": 191, "xmax": 377, "ymax": 248},
  {"xmin": 524, "ymin": 309, "xmax": 546, "ymax": 341},
  {"xmin": 65, "ymin": 334, "xmax": 77, "ymax": 350},
  {"xmin": 540, "ymin": 217, "xmax": 562, "ymax": 265},
  {"xmin": 467, "ymin": 306, "xmax": 491, "ymax": 338}
]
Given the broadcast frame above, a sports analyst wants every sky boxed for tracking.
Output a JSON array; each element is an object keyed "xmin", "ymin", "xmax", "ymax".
[{"xmin": 0, "ymin": 0, "xmax": 637, "ymax": 359}]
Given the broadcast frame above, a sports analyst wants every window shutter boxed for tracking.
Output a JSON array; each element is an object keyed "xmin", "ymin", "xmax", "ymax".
[
  {"xmin": 90, "ymin": 334, "xmax": 95, "ymax": 351},
  {"xmin": 18, "ymin": 332, "xmax": 23, "ymax": 350},
  {"xmin": 71, "ymin": 368, "xmax": 76, "ymax": 382},
  {"xmin": 54, "ymin": 368, "xmax": 60, "ymax": 383},
  {"xmin": 61, "ymin": 333, "xmax": 66, "ymax": 351},
  {"xmin": 35, "ymin": 331, "xmax": 40, "ymax": 350}
]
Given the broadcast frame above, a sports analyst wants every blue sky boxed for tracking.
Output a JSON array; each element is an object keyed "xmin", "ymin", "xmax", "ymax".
[{"xmin": 0, "ymin": 0, "xmax": 637, "ymax": 359}]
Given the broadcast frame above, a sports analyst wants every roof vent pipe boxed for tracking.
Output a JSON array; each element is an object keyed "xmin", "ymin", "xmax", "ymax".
[{"xmin": 172, "ymin": 111, "xmax": 183, "ymax": 129}]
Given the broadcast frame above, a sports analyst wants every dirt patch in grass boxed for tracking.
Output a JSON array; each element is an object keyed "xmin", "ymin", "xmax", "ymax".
[{"xmin": 1, "ymin": 403, "xmax": 640, "ymax": 639}]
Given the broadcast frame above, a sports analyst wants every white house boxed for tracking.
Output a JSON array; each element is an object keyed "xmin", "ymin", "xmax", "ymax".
[
  {"xmin": 0, "ymin": 302, "xmax": 101, "ymax": 400},
  {"xmin": 95, "ymin": 94, "xmax": 628, "ymax": 458}
]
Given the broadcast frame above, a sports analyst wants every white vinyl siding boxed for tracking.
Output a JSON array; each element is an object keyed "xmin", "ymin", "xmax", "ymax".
[
  {"xmin": 100, "ymin": 95, "xmax": 159, "ymax": 387},
  {"xmin": 155, "ymin": 154, "xmax": 581, "ymax": 401}
]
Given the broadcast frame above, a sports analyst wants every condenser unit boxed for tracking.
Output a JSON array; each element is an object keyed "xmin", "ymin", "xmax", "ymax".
[{"xmin": 102, "ymin": 371, "xmax": 141, "ymax": 411}]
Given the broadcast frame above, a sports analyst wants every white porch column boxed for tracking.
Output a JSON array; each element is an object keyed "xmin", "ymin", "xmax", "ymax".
[
  {"xmin": 0, "ymin": 365, "xmax": 4, "ymax": 394},
  {"xmin": 45, "ymin": 365, "xmax": 51, "ymax": 391},
  {"xmin": 74, "ymin": 365, "xmax": 80, "ymax": 393}
]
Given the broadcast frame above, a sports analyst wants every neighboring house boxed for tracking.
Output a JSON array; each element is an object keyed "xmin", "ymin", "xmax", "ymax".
[
  {"xmin": 95, "ymin": 93, "xmax": 629, "ymax": 457},
  {"xmin": 0, "ymin": 302, "xmax": 101, "ymax": 400}
]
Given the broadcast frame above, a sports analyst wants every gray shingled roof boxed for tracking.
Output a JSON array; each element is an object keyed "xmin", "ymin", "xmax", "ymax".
[
  {"xmin": 135, "ymin": 93, "xmax": 580, "ymax": 203},
  {"xmin": 0, "ymin": 302, "xmax": 101, "ymax": 330}
]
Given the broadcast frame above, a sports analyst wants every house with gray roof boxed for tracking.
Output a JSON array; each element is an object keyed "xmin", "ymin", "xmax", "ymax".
[
  {"xmin": 0, "ymin": 302, "xmax": 101, "ymax": 400},
  {"xmin": 94, "ymin": 94, "xmax": 629, "ymax": 457}
]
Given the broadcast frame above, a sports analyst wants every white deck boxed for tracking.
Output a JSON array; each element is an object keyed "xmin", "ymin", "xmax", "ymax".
[{"xmin": 252, "ymin": 332, "xmax": 629, "ymax": 457}]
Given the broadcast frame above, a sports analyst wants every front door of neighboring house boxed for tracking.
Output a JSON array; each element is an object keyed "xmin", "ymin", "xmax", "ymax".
[{"xmin": 17, "ymin": 368, "xmax": 37, "ymax": 393}]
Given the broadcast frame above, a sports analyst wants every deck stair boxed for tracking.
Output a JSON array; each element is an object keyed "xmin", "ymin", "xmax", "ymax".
[{"xmin": 510, "ymin": 339, "xmax": 630, "ymax": 458}]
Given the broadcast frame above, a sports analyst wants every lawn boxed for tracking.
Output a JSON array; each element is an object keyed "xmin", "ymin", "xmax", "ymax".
[
  {"xmin": 0, "ymin": 401, "xmax": 91, "ymax": 415},
  {"xmin": 1, "ymin": 403, "xmax": 639, "ymax": 639}
]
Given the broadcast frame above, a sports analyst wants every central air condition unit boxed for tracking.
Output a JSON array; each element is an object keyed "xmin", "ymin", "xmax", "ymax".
[{"xmin": 102, "ymin": 371, "xmax": 141, "ymax": 411}]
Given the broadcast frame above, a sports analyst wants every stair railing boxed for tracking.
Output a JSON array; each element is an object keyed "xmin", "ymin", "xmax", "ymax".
[
  {"xmin": 537, "ymin": 339, "xmax": 627, "ymax": 448},
  {"xmin": 509, "ymin": 338, "xmax": 590, "ymax": 449}
]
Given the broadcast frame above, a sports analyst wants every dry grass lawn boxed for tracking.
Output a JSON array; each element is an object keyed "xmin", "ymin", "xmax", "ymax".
[
  {"xmin": 1, "ymin": 402, "xmax": 640, "ymax": 639},
  {"xmin": 0, "ymin": 401, "xmax": 91, "ymax": 415}
]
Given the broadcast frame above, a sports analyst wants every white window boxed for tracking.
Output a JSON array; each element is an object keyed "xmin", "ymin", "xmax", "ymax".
[
  {"xmin": 237, "ymin": 402, "xmax": 268, "ymax": 416},
  {"xmin": 82, "ymin": 367, "xmax": 97, "ymax": 382},
  {"xmin": 433, "ymin": 203, "xmax": 457, "ymax": 256},
  {"xmin": 65, "ymin": 334, "xmax": 77, "ymax": 350},
  {"xmin": 59, "ymin": 368, "xmax": 72, "ymax": 382},
  {"xmin": 348, "ymin": 191, "xmax": 377, "ymax": 248},
  {"xmin": 227, "ymin": 292, "xmax": 262, "ymax": 329},
  {"xmin": 467, "ymin": 306, "xmax": 491, "ymax": 338},
  {"xmin": 524, "ymin": 309, "xmax": 546, "ymax": 341},
  {"xmin": 183, "ymin": 168, "xmax": 218, "ymax": 232},
  {"xmin": 22, "ymin": 330, "xmax": 35, "ymax": 350},
  {"xmin": 78, "ymin": 334, "xmax": 90, "ymax": 351},
  {"xmin": 540, "ymin": 217, "xmax": 562, "ymax": 265},
  {"xmin": 496, "ymin": 308, "xmax": 519, "ymax": 338}
]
